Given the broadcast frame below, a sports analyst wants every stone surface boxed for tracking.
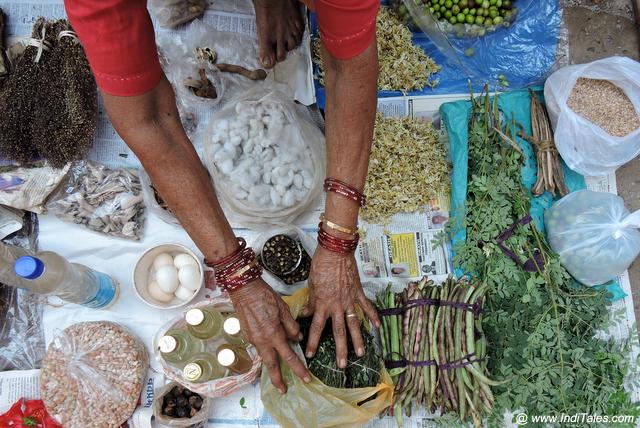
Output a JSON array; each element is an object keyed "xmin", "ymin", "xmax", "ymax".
[{"xmin": 563, "ymin": 0, "xmax": 639, "ymax": 322}]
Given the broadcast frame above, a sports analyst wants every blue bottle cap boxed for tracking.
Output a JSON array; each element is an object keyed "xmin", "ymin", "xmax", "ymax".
[{"xmin": 14, "ymin": 256, "xmax": 45, "ymax": 280}]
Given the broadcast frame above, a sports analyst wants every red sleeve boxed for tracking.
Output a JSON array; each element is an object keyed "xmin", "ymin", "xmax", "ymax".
[
  {"xmin": 315, "ymin": 0, "xmax": 379, "ymax": 60},
  {"xmin": 64, "ymin": 0, "xmax": 162, "ymax": 96}
]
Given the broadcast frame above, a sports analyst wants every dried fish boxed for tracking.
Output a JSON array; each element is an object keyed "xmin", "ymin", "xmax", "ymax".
[{"xmin": 47, "ymin": 161, "xmax": 146, "ymax": 240}]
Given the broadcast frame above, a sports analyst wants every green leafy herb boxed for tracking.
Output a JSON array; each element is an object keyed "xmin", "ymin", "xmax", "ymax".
[
  {"xmin": 239, "ymin": 397, "xmax": 246, "ymax": 409},
  {"xmin": 23, "ymin": 416, "xmax": 37, "ymax": 427},
  {"xmin": 447, "ymin": 88, "xmax": 639, "ymax": 426},
  {"xmin": 298, "ymin": 317, "xmax": 381, "ymax": 389}
]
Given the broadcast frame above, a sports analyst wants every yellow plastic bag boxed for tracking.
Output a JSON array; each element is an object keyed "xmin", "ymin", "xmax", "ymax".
[{"xmin": 260, "ymin": 288, "xmax": 394, "ymax": 428}]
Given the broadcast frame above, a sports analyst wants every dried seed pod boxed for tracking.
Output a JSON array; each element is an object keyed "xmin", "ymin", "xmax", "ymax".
[
  {"xmin": 188, "ymin": 394, "xmax": 203, "ymax": 410},
  {"xmin": 30, "ymin": 19, "xmax": 97, "ymax": 168},
  {"xmin": 0, "ymin": 17, "xmax": 53, "ymax": 163}
]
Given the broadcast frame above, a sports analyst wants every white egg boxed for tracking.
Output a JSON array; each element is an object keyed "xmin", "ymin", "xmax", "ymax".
[
  {"xmin": 153, "ymin": 253, "xmax": 174, "ymax": 270},
  {"xmin": 174, "ymin": 285, "xmax": 195, "ymax": 301},
  {"xmin": 173, "ymin": 253, "xmax": 199, "ymax": 269},
  {"xmin": 147, "ymin": 281, "xmax": 174, "ymax": 303},
  {"xmin": 178, "ymin": 265, "xmax": 201, "ymax": 291},
  {"xmin": 155, "ymin": 266, "xmax": 179, "ymax": 294}
]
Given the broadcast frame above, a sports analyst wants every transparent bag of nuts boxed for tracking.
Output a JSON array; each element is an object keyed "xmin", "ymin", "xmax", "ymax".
[
  {"xmin": 153, "ymin": 297, "xmax": 261, "ymax": 398},
  {"xmin": 40, "ymin": 321, "xmax": 148, "ymax": 428},
  {"xmin": 153, "ymin": 381, "xmax": 213, "ymax": 427},
  {"xmin": 251, "ymin": 225, "xmax": 317, "ymax": 296}
]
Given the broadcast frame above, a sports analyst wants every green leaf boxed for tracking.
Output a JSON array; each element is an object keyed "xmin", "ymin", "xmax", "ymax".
[
  {"xmin": 23, "ymin": 417, "xmax": 37, "ymax": 427},
  {"xmin": 239, "ymin": 397, "xmax": 247, "ymax": 409}
]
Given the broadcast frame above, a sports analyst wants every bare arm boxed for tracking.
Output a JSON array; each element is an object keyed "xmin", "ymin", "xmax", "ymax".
[
  {"xmin": 102, "ymin": 75, "xmax": 310, "ymax": 392},
  {"xmin": 102, "ymin": 77, "xmax": 237, "ymax": 261},
  {"xmin": 304, "ymin": 42, "xmax": 381, "ymax": 366}
]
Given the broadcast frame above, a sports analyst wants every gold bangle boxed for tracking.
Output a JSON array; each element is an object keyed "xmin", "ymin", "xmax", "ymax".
[{"xmin": 319, "ymin": 213, "xmax": 358, "ymax": 236}]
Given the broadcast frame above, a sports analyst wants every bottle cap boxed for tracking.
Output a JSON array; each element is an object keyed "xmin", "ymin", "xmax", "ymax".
[
  {"xmin": 217, "ymin": 348, "xmax": 237, "ymax": 367},
  {"xmin": 14, "ymin": 256, "xmax": 45, "ymax": 280},
  {"xmin": 158, "ymin": 336, "xmax": 178, "ymax": 354},
  {"xmin": 183, "ymin": 363, "xmax": 203, "ymax": 381},
  {"xmin": 223, "ymin": 317, "xmax": 241, "ymax": 335},
  {"xmin": 185, "ymin": 309, "xmax": 205, "ymax": 326}
]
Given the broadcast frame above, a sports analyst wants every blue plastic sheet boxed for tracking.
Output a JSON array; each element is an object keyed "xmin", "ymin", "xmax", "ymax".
[
  {"xmin": 439, "ymin": 89, "xmax": 626, "ymax": 302},
  {"xmin": 312, "ymin": 0, "xmax": 562, "ymax": 108}
]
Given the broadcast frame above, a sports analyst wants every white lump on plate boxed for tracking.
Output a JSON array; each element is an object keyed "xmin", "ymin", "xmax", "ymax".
[{"xmin": 210, "ymin": 101, "xmax": 314, "ymax": 208}]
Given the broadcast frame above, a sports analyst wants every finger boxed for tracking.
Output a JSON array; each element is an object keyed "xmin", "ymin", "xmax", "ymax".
[
  {"xmin": 299, "ymin": 303, "xmax": 314, "ymax": 318},
  {"xmin": 332, "ymin": 313, "xmax": 348, "ymax": 369},
  {"xmin": 305, "ymin": 310, "xmax": 327, "ymax": 358},
  {"xmin": 358, "ymin": 291, "xmax": 381, "ymax": 328},
  {"xmin": 279, "ymin": 302, "xmax": 303, "ymax": 342},
  {"xmin": 275, "ymin": 339, "xmax": 311, "ymax": 383},
  {"xmin": 262, "ymin": 348, "xmax": 286, "ymax": 394},
  {"xmin": 346, "ymin": 306, "xmax": 365, "ymax": 357}
]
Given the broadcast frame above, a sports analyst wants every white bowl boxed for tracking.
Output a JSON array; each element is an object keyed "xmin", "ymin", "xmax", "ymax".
[{"xmin": 133, "ymin": 243, "xmax": 204, "ymax": 309}]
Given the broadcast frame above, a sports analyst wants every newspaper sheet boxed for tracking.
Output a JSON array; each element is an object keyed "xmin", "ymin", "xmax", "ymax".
[{"xmin": 0, "ymin": 369, "xmax": 40, "ymax": 409}]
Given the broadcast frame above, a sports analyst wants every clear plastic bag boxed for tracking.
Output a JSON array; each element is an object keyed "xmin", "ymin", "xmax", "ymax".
[
  {"xmin": 544, "ymin": 56, "xmax": 640, "ymax": 177},
  {"xmin": 156, "ymin": 19, "xmax": 265, "ymax": 109},
  {"xmin": 203, "ymin": 88, "xmax": 326, "ymax": 228},
  {"xmin": 40, "ymin": 321, "xmax": 149, "ymax": 428},
  {"xmin": 251, "ymin": 225, "xmax": 317, "ymax": 295},
  {"xmin": 153, "ymin": 297, "xmax": 262, "ymax": 398},
  {"xmin": 152, "ymin": 381, "xmax": 212, "ymax": 427},
  {"xmin": 149, "ymin": 0, "xmax": 207, "ymax": 28},
  {"xmin": 46, "ymin": 161, "xmax": 146, "ymax": 240},
  {"xmin": 261, "ymin": 288, "xmax": 394, "ymax": 428},
  {"xmin": 545, "ymin": 189, "xmax": 640, "ymax": 286},
  {"xmin": 403, "ymin": 0, "xmax": 561, "ymax": 87},
  {"xmin": 0, "ymin": 211, "xmax": 44, "ymax": 371}
]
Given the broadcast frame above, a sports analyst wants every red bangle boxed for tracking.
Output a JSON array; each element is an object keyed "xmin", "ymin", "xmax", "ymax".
[
  {"xmin": 317, "ymin": 223, "xmax": 359, "ymax": 254},
  {"xmin": 205, "ymin": 238, "xmax": 246, "ymax": 268},
  {"xmin": 205, "ymin": 238, "xmax": 262, "ymax": 292},
  {"xmin": 324, "ymin": 178, "xmax": 366, "ymax": 207}
]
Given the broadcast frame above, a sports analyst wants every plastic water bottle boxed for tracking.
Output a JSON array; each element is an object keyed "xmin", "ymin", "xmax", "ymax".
[
  {"xmin": 14, "ymin": 251, "xmax": 119, "ymax": 309},
  {"xmin": 0, "ymin": 242, "xmax": 31, "ymax": 288}
]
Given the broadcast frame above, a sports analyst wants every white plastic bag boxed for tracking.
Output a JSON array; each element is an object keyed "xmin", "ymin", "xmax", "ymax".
[
  {"xmin": 203, "ymin": 88, "xmax": 325, "ymax": 228},
  {"xmin": 251, "ymin": 225, "xmax": 317, "ymax": 295},
  {"xmin": 545, "ymin": 189, "xmax": 640, "ymax": 286},
  {"xmin": 544, "ymin": 57, "xmax": 640, "ymax": 177}
]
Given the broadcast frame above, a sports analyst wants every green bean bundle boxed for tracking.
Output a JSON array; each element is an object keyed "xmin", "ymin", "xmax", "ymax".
[{"xmin": 376, "ymin": 276, "xmax": 502, "ymax": 427}]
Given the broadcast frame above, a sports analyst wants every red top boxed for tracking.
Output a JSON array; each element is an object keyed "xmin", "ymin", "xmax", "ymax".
[{"xmin": 64, "ymin": 0, "xmax": 379, "ymax": 97}]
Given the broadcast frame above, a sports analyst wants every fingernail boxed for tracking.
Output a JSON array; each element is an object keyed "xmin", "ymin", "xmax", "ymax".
[
  {"xmin": 303, "ymin": 376, "xmax": 311, "ymax": 383},
  {"xmin": 278, "ymin": 387, "xmax": 286, "ymax": 394},
  {"xmin": 306, "ymin": 351, "xmax": 313, "ymax": 358},
  {"xmin": 340, "ymin": 359, "xmax": 347, "ymax": 368},
  {"xmin": 357, "ymin": 348, "xmax": 364, "ymax": 357},
  {"xmin": 375, "ymin": 321, "xmax": 381, "ymax": 328},
  {"xmin": 297, "ymin": 332, "xmax": 303, "ymax": 341}
]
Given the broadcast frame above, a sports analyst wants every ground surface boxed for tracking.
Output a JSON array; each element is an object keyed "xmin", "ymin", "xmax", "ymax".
[{"xmin": 562, "ymin": 0, "xmax": 640, "ymax": 323}]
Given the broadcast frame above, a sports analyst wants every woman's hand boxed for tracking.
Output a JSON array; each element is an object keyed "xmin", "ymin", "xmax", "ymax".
[
  {"xmin": 302, "ymin": 246, "xmax": 381, "ymax": 368},
  {"xmin": 229, "ymin": 278, "xmax": 311, "ymax": 393}
]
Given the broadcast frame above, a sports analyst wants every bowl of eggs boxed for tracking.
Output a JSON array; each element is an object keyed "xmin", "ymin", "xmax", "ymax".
[{"xmin": 133, "ymin": 243, "xmax": 204, "ymax": 309}]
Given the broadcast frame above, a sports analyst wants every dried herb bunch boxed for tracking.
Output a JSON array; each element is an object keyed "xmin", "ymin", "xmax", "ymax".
[
  {"xmin": 361, "ymin": 113, "xmax": 449, "ymax": 224},
  {"xmin": 0, "ymin": 18, "xmax": 52, "ymax": 163},
  {"xmin": 299, "ymin": 317, "xmax": 381, "ymax": 389},
  {"xmin": 31, "ymin": 20, "xmax": 98, "ymax": 168},
  {"xmin": 0, "ymin": 18, "xmax": 97, "ymax": 167},
  {"xmin": 313, "ymin": 7, "xmax": 440, "ymax": 93}
]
